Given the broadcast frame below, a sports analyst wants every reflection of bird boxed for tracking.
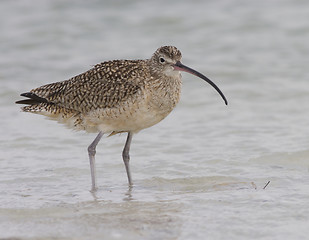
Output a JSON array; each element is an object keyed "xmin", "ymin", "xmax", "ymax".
[{"xmin": 16, "ymin": 46, "xmax": 228, "ymax": 191}]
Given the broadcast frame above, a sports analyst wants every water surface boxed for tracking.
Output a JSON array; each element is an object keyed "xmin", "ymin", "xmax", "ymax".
[{"xmin": 1, "ymin": 0, "xmax": 309, "ymax": 239}]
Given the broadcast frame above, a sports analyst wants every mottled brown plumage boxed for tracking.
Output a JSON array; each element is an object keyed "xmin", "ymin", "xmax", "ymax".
[
  {"xmin": 17, "ymin": 47, "xmax": 184, "ymax": 134},
  {"xmin": 16, "ymin": 46, "xmax": 227, "ymax": 191}
]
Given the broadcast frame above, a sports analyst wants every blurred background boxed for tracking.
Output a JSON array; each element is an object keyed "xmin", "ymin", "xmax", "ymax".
[{"xmin": 1, "ymin": 0, "xmax": 309, "ymax": 239}]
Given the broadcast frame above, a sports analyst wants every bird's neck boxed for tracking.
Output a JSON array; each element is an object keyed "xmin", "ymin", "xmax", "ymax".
[{"xmin": 146, "ymin": 73, "xmax": 182, "ymax": 114}]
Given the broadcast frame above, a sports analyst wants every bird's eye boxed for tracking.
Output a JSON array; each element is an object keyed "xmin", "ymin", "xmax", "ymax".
[{"xmin": 159, "ymin": 57, "xmax": 165, "ymax": 64}]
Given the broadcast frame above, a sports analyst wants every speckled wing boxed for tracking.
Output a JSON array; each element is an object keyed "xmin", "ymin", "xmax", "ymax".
[{"xmin": 18, "ymin": 60, "xmax": 146, "ymax": 113}]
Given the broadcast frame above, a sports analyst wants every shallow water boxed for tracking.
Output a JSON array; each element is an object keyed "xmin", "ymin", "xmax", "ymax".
[{"xmin": 1, "ymin": 0, "xmax": 309, "ymax": 239}]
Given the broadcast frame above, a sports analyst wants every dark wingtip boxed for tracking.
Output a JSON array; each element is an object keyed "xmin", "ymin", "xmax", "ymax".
[
  {"xmin": 16, "ymin": 92, "xmax": 48, "ymax": 105},
  {"xmin": 15, "ymin": 99, "xmax": 35, "ymax": 105},
  {"xmin": 20, "ymin": 92, "xmax": 34, "ymax": 98}
]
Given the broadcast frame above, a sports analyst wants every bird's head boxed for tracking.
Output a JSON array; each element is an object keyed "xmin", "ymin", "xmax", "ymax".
[
  {"xmin": 150, "ymin": 46, "xmax": 182, "ymax": 78},
  {"xmin": 150, "ymin": 46, "xmax": 228, "ymax": 105}
]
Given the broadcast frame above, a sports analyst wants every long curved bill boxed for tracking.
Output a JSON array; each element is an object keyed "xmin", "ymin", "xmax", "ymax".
[{"xmin": 174, "ymin": 61, "xmax": 228, "ymax": 105}]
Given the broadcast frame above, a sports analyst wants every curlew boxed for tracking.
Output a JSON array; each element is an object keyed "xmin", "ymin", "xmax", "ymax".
[{"xmin": 16, "ymin": 46, "xmax": 228, "ymax": 191}]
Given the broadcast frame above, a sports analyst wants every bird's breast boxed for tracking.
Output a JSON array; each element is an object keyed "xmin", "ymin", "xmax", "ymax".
[
  {"xmin": 145, "ymin": 75, "xmax": 182, "ymax": 116},
  {"xmin": 80, "ymin": 75, "xmax": 182, "ymax": 134}
]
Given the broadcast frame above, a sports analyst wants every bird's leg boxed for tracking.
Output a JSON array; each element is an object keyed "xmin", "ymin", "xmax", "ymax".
[
  {"xmin": 122, "ymin": 132, "xmax": 133, "ymax": 186},
  {"xmin": 88, "ymin": 131, "xmax": 104, "ymax": 192}
]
